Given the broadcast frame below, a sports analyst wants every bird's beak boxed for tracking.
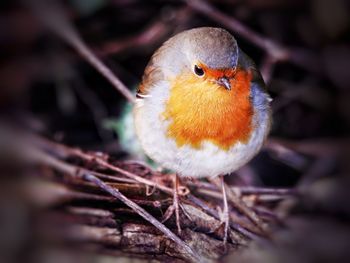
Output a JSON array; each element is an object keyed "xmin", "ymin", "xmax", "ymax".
[{"xmin": 217, "ymin": 77, "xmax": 231, "ymax": 90}]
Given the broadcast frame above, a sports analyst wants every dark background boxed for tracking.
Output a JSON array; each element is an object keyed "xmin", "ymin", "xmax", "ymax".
[{"xmin": 0, "ymin": 0, "xmax": 349, "ymax": 262}]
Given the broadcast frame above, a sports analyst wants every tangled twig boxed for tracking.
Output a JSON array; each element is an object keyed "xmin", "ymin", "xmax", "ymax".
[{"xmin": 26, "ymin": 143, "xmax": 202, "ymax": 262}]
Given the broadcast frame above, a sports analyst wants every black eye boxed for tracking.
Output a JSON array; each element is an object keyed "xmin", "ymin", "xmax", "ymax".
[{"xmin": 194, "ymin": 65, "xmax": 205, "ymax": 77}]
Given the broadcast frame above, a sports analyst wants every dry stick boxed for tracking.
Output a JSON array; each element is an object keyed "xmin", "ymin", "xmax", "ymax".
[
  {"xmin": 34, "ymin": 134, "xmax": 264, "ymax": 241},
  {"xmin": 73, "ymin": 80, "xmax": 114, "ymax": 141},
  {"xmin": 187, "ymin": 194, "xmax": 257, "ymax": 242},
  {"xmin": 34, "ymin": 135, "xmax": 175, "ymax": 195},
  {"xmin": 98, "ymin": 7, "xmax": 191, "ymax": 57},
  {"xmin": 35, "ymin": 134, "xmax": 282, "ymax": 235},
  {"xmin": 37, "ymin": 134, "xmax": 281, "ymax": 237},
  {"xmin": 28, "ymin": 0, "xmax": 135, "ymax": 103},
  {"xmin": 197, "ymin": 188, "xmax": 288, "ymax": 204},
  {"xmin": 226, "ymin": 186, "xmax": 267, "ymax": 235},
  {"xmin": 43, "ymin": 135, "xmax": 261, "ymax": 239},
  {"xmin": 187, "ymin": 180, "xmax": 295, "ymax": 196},
  {"xmin": 27, "ymin": 147, "xmax": 201, "ymax": 263},
  {"xmin": 260, "ymin": 55, "xmax": 277, "ymax": 84},
  {"xmin": 186, "ymin": 0, "xmax": 290, "ymax": 61},
  {"xmin": 90, "ymin": 171, "xmax": 138, "ymax": 184},
  {"xmin": 99, "ymin": 19, "xmax": 169, "ymax": 56},
  {"xmin": 187, "ymin": 1, "xmax": 322, "ymax": 77},
  {"xmin": 232, "ymin": 186, "xmax": 296, "ymax": 196}
]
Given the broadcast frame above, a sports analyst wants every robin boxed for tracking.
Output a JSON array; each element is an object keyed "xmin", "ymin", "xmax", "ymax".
[{"xmin": 133, "ymin": 27, "xmax": 272, "ymax": 243}]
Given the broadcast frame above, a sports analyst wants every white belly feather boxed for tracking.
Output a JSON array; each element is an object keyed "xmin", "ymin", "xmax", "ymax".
[{"xmin": 134, "ymin": 81, "xmax": 271, "ymax": 178}]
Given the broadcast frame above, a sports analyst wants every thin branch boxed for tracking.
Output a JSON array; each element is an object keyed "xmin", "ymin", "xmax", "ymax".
[
  {"xmin": 72, "ymin": 78, "xmax": 114, "ymax": 141},
  {"xmin": 187, "ymin": 194, "xmax": 257, "ymax": 241},
  {"xmin": 267, "ymin": 137, "xmax": 344, "ymax": 158},
  {"xmin": 187, "ymin": 180, "xmax": 295, "ymax": 196},
  {"xmin": 26, "ymin": 0, "xmax": 135, "ymax": 103},
  {"xmin": 97, "ymin": 7, "xmax": 192, "ymax": 57},
  {"xmin": 260, "ymin": 55, "xmax": 277, "ymax": 84},
  {"xmin": 33, "ymin": 135, "xmax": 175, "ymax": 195},
  {"xmin": 98, "ymin": 19, "xmax": 169, "ymax": 57},
  {"xmin": 185, "ymin": 0, "xmax": 290, "ymax": 61},
  {"xmin": 232, "ymin": 186, "xmax": 296, "ymax": 196},
  {"xmin": 185, "ymin": 0, "xmax": 323, "ymax": 81}
]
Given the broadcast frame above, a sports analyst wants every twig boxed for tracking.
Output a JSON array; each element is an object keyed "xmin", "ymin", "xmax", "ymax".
[
  {"xmin": 232, "ymin": 186, "xmax": 296, "ymax": 196},
  {"xmin": 19, "ymin": 132, "xmax": 293, "ymax": 254},
  {"xmin": 185, "ymin": 0, "xmax": 289, "ymax": 61},
  {"xmin": 187, "ymin": 180, "xmax": 296, "ymax": 196},
  {"xmin": 187, "ymin": 194, "xmax": 257, "ymax": 241},
  {"xmin": 264, "ymin": 139, "xmax": 309, "ymax": 170},
  {"xmin": 260, "ymin": 55, "xmax": 277, "ymax": 84},
  {"xmin": 267, "ymin": 137, "xmax": 344, "ymax": 158},
  {"xmin": 27, "ymin": 147, "xmax": 201, "ymax": 263},
  {"xmin": 98, "ymin": 19, "xmax": 169, "ymax": 56},
  {"xmin": 26, "ymin": 0, "xmax": 135, "ymax": 103},
  {"xmin": 298, "ymin": 156, "xmax": 337, "ymax": 189},
  {"xmin": 33, "ymin": 135, "xmax": 175, "ymax": 195},
  {"xmin": 185, "ymin": 0, "xmax": 322, "ymax": 82},
  {"xmin": 72, "ymin": 78, "xmax": 114, "ymax": 141},
  {"xmin": 98, "ymin": 7, "xmax": 192, "ymax": 57}
]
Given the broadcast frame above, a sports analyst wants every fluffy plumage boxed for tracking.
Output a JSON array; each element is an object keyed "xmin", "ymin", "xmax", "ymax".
[{"xmin": 134, "ymin": 27, "xmax": 271, "ymax": 178}]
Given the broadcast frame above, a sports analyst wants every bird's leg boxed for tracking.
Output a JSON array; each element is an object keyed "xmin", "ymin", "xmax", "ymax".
[
  {"xmin": 209, "ymin": 175, "xmax": 230, "ymax": 246},
  {"xmin": 162, "ymin": 173, "xmax": 182, "ymax": 234},
  {"xmin": 174, "ymin": 173, "xmax": 181, "ymax": 234},
  {"xmin": 211, "ymin": 176, "xmax": 267, "ymax": 239},
  {"xmin": 222, "ymin": 181, "xmax": 266, "ymax": 234},
  {"xmin": 221, "ymin": 175, "xmax": 230, "ymax": 245}
]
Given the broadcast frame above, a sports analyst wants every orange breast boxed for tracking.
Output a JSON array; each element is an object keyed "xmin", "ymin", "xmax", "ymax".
[{"xmin": 163, "ymin": 69, "xmax": 253, "ymax": 150}]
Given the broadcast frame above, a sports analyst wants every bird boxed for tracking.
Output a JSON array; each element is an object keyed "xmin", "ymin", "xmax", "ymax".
[{"xmin": 133, "ymin": 27, "xmax": 272, "ymax": 243}]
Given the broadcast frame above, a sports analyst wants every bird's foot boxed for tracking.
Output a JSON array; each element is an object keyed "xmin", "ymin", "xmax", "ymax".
[
  {"xmin": 162, "ymin": 201, "xmax": 182, "ymax": 234},
  {"xmin": 216, "ymin": 206, "xmax": 230, "ymax": 246},
  {"xmin": 207, "ymin": 175, "xmax": 232, "ymax": 250},
  {"xmin": 161, "ymin": 174, "xmax": 188, "ymax": 235}
]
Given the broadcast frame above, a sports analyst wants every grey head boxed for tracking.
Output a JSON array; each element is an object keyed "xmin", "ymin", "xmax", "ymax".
[{"xmin": 150, "ymin": 27, "xmax": 240, "ymax": 78}]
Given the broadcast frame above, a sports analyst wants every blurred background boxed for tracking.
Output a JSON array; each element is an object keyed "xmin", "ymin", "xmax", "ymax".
[{"xmin": 0, "ymin": 0, "xmax": 349, "ymax": 262}]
